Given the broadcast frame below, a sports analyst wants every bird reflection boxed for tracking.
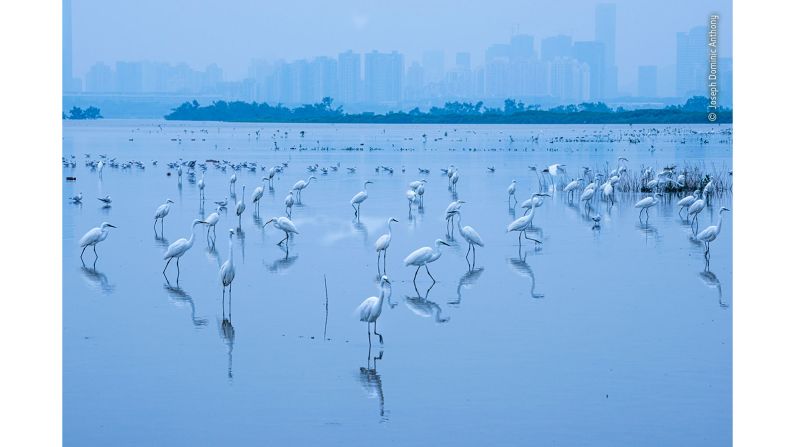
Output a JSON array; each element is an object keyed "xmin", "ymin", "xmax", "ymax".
[
  {"xmin": 205, "ymin": 243, "xmax": 222, "ymax": 268},
  {"xmin": 635, "ymin": 221, "xmax": 659, "ymax": 243},
  {"xmin": 163, "ymin": 283, "xmax": 208, "ymax": 327},
  {"xmin": 154, "ymin": 233, "xmax": 170, "ymax": 248},
  {"xmin": 219, "ymin": 302, "xmax": 235, "ymax": 380},
  {"xmin": 699, "ymin": 269, "xmax": 728, "ymax": 308},
  {"xmin": 507, "ymin": 248, "xmax": 544, "ymax": 298},
  {"xmin": 267, "ymin": 250, "xmax": 299, "ymax": 273},
  {"xmin": 236, "ymin": 228, "xmax": 246, "ymax": 263},
  {"xmin": 359, "ymin": 347, "xmax": 387, "ymax": 422},
  {"xmin": 450, "ymin": 266, "xmax": 484, "ymax": 305},
  {"xmin": 405, "ymin": 283, "xmax": 450, "ymax": 323},
  {"xmin": 352, "ymin": 219, "xmax": 369, "ymax": 245},
  {"xmin": 80, "ymin": 263, "xmax": 115, "ymax": 294}
]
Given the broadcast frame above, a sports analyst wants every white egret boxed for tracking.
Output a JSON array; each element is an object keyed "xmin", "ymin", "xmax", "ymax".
[
  {"xmin": 356, "ymin": 275, "xmax": 391, "ymax": 344},
  {"xmin": 215, "ymin": 197, "xmax": 228, "ymax": 208},
  {"xmin": 163, "ymin": 219, "xmax": 206, "ymax": 281},
  {"xmin": 375, "ymin": 217, "xmax": 399, "ymax": 273},
  {"xmin": 265, "ymin": 216, "xmax": 298, "ymax": 245},
  {"xmin": 408, "ymin": 179, "xmax": 426, "ymax": 191},
  {"xmin": 406, "ymin": 189, "xmax": 418, "ymax": 212},
  {"xmin": 229, "ymin": 172, "xmax": 237, "ymax": 193},
  {"xmin": 688, "ymin": 195, "xmax": 707, "ymax": 231},
  {"xmin": 203, "ymin": 207, "xmax": 221, "ymax": 240},
  {"xmin": 284, "ymin": 191, "xmax": 294, "ymax": 217},
  {"xmin": 69, "ymin": 192, "xmax": 83, "ymax": 204},
  {"xmin": 197, "ymin": 173, "xmax": 205, "ymax": 200},
  {"xmin": 292, "ymin": 176, "xmax": 316, "ymax": 201},
  {"xmin": 251, "ymin": 178, "xmax": 266, "ymax": 213},
  {"xmin": 79, "ymin": 222, "xmax": 117, "ymax": 261},
  {"xmin": 153, "ymin": 199, "xmax": 174, "ymax": 233},
  {"xmin": 445, "ymin": 199, "xmax": 465, "ymax": 234},
  {"xmin": 219, "ymin": 229, "xmax": 236, "ymax": 300},
  {"xmin": 416, "ymin": 181, "xmax": 426, "ymax": 206},
  {"xmin": 351, "ymin": 181, "xmax": 373, "ymax": 217},
  {"xmin": 97, "ymin": 160, "xmax": 105, "ymax": 176},
  {"xmin": 696, "ymin": 207, "xmax": 730, "ymax": 256},
  {"xmin": 634, "ymin": 193, "xmax": 663, "ymax": 223},
  {"xmin": 404, "ymin": 239, "xmax": 451, "ymax": 283},
  {"xmin": 454, "ymin": 211, "xmax": 484, "ymax": 264},
  {"xmin": 450, "ymin": 170, "xmax": 459, "ymax": 191},
  {"xmin": 235, "ymin": 186, "xmax": 246, "ymax": 228},
  {"xmin": 580, "ymin": 186, "xmax": 596, "ymax": 208},
  {"xmin": 520, "ymin": 195, "xmax": 544, "ymax": 211},
  {"xmin": 563, "ymin": 178, "xmax": 582, "ymax": 201},
  {"xmin": 266, "ymin": 166, "xmax": 277, "ymax": 187},
  {"xmin": 507, "ymin": 180, "xmax": 518, "ymax": 204},
  {"xmin": 677, "ymin": 190, "xmax": 700, "ymax": 220}
]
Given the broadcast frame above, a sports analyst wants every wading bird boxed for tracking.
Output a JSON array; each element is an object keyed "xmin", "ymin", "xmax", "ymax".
[
  {"xmin": 351, "ymin": 181, "xmax": 373, "ymax": 218},
  {"xmin": 235, "ymin": 186, "xmax": 246, "ymax": 228},
  {"xmin": 153, "ymin": 199, "xmax": 174, "ymax": 233},
  {"xmin": 507, "ymin": 180, "xmax": 518, "ymax": 205},
  {"xmin": 635, "ymin": 193, "xmax": 663, "ymax": 223},
  {"xmin": 220, "ymin": 229, "xmax": 236, "ymax": 301},
  {"xmin": 445, "ymin": 200, "xmax": 465, "ymax": 234},
  {"xmin": 265, "ymin": 216, "xmax": 298, "ymax": 245},
  {"xmin": 203, "ymin": 207, "xmax": 221, "ymax": 241},
  {"xmin": 79, "ymin": 222, "xmax": 117, "ymax": 262},
  {"xmin": 69, "ymin": 192, "xmax": 83, "ymax": 204},
  {"xmin": 688, "ymin": 194, "xmax": 707, "ymax": 232},
  {"xmin": 251, "ymin": 178, "xmax": 266, "ymax": 213},
  {"xmin": 677, "ymin": 190, "xmax": 700, "ymax": 220},
  {"xmin": 696, "ymin": 207, "xmax": 730, "ymax": 257},
  {"xmin": 163, "ymin": 219, "xmax": 206, "ymax": 281},
  {"xmin": 284, "ymin": 191, "xmax": 294, "ymax": 217},
  {"xmin": 356, "ymin": 275, "xmax": 391, "ymax": 345},
  {"xmin": 404, "ymin": 239, "xmax": 451, "ymax": 283},
  {"xmin": 292, "ymin": 176, "xmax": 316, "ymax": 201},
  {"xmin": 375, "ymin": 217, "xmax": 399, "ymax": 273},
  {"xmin": 229, "ymin": 172, "xmax": 237, "ymax": 193},
  {"xmin": 197, "ymin": 173, "xmax": 205, "ymax": 201},
  {"xmin": 453, "ymin": 211, "xmax": 484, "ymax": 265}
]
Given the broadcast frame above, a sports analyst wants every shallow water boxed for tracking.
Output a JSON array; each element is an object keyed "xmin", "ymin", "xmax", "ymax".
[{"xmin": 63, "ymin": 121, "xmax": 732, "ymax": 446}]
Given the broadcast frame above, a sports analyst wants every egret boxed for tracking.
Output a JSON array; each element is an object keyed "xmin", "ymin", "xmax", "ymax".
[
  {"xmin": 229, "ymin": 172, "xmax": 237, "ymax": 193},
  {"xmin": 453, "ymin": 211, "xmax": 484, "ymax": 265},
  {"xmin": 163, "ymin": 219, "xmax": 206, "ymax": 281},
  {"xmin": 356, "ymin": 275, "xmax": 391, "ymax": 344},
  {"xmin": 508, "ymin": 193, "xmax": 549, "ymax": 246},
  {"xmin": 450, "ymin": 170, "xmax": 459, "ymax": 192},
  {"xmin": 404, "ymin": 239, "xmax": 451, "ymax": 283},
  {"xmin": 406, "ymin": 189, "xmax": 418, "ymax": 213},
  {"xmin": 265, "ymin": 216, "xmax": 298, "ymax": 245},
  {"xmin": 235, "ymin": 186, "xmax": 246, "ymax": 228},
  {"xmin": 284, "ymin": 191, "xmax": 294, "ymax": 217},
  {"xmin": 507, "ymin": 180, "xmax": 518, "ymax": 205},
  {"xmin": 97, "ymin": 160, "xmax": 105, "ymax": 176},
  {"xmin": 153, "ymin": 199, "xmax": 174, "ymax": 233},
  {"xmin": 215, "ymin": 197, "xmax": 228, "ymax": 208},
  {"xmin": 696, "ymin": 207, "xmax": 730, "ymax": 257},
  {"xmin": 408, "ymin": 179, "xmax": 426, "ymax": 191},
  {"xmin": 351, "ymin": 181, "xmax": 373, "ymax": 217},
  {"xmin": 197, "ymin": 173, "xmax": 205, "ymax": 200},
  {"xmin": 677, "ymin": 190, "xmax": 700, "ymax": 220},
  {"xmin": 634, "ymin": 193, "xmax": 663, "ymax": 223},
  {"xmin": 203, "ymin": 207, "xmax": 221, "ymax": 241},
  {"xmin": 292, "ymin": 176, "xmax": 316, "ymax": 201},
  {"xmin": 79, "ymin": 222, "xmax": 117, "ymax": 262},
  {"xmin": 219, "ymin": 229, "xmax": 236, "ymax": 301},
  {"xmin": 519, "ymin": 194, "xmax": 545, "ymax": 211},
  {"xmin": 375, "ymin": 217, "xmax": 399, "ymax": 273},
  {"xmin": 580, "ymin": 186, "xmax": 596, "ymax": 208},
  {"xmin": 251, "ymin": 178, "xmax": 266, "ymax": 213},
  {"xmin": 563, "ymin": 178, "xmax": 582, "ymax": 201},
  {"xmin": 69, "ymin": 192, "xmax": 83, "ymax": 204},
  {"xmin": 688, "ymin": 195, "xmax": 707, "ymax": 231},
  {"xmin": 445, "ymin": 200, "xmax": 465, "ymax": 234},
  {"xmin": 97, "ymin": 195, "xmax": 112, "ymax": 205},
  {"xmin": 266, "ymin": 166, "xmax": 277, "ymax": 187},
  {"xmin": 416, "ymin": 181, "xmax": 426, "ymax": 207}
]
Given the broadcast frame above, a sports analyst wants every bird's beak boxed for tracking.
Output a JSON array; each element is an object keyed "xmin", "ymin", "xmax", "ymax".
[
  {"xmin": 384, "ymin": 278, "xmax": 391, "ymax": 284},
  {"xmin": 265, "ymin": 219, "xmax": 273, "ymax": 225},
  {"xmin": 440, "ymin": 241, "xmax": 451, "ymax": 246},
  {"xmin": 199, "ymin": 221, "xmax": 207, "ymax": 224},
  {"xmin": 107, "ymin": 224, "xmax": 117, "ymax": 228}
]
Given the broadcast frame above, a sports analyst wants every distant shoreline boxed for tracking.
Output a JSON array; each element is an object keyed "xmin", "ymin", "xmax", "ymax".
[{"xmin": 163, "ymin": 98, "xmax": 732, "ymax": 125}]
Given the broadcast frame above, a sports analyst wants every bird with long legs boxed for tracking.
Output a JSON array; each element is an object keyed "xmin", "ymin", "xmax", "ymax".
[
  {"xmin": 375, "ymin": 217, "xmax": 399, "ymax": 274},
  {"xmin": 235, "ymin": 186, "xmax": 246, "ymax": 228},
  {"xmin": 634, "ymin": 193, "xmax": 663, "ymax": 224},
  {"xmin": 444, "ymin": 200, "xmax": 465, "ymax": 236},
  {"xmin": 79, "ymin": 222, "xmax": 117, "ymax": 263},
  {"xmin": 153, "ymin": 199, "xmax": 174, "ymax": 234},
  {"xmin": 284, "ymin": 191, "xmax": 294, "ymax": 217},
  {"xmin": 203, "ymin": 206, "xmax": 221, "ymax": 243},
  {"xmin": 251, "ymin": 178, "xmax": 266, "ymax": 214},
  {"xmin": 219, "ymin": 228, "xmax": 236, "ymax": 309},
  {"xmin": 351, "ymin": 181, "xmax": 373, "ymax": 218},
  {"xmin": 696, "ymin": 207, "xmax": 730, "ymax": 260},
  {"xmin": 292, "ymin": 176, "xmax": 316, "ymax": 202},
  {"xmin": 507, "ymin": 180, "xmax": 518, "ymax": 205},
  {"xmin": 677, "ymin": 190, "xmax": 700, "ymax": 220},
  {"xmin": 265, "ymin": 216, "xmax": 299, "ymax": 246},
  {"xmin": 356, "ymin": 275, "xmax": 391, "ymax": 345},
  {"xmin": 404, "ymin": 239, "xmax": 451, "ymax": 284},
  {"xmin": 688, "ymin": 193, "xmax": 707, "ymax": 233},
  {"xmin": 452, "ymin": 210, "xmax": 484, "ymax": 267},
  {"xmin": 163, "ymin": 219, "xmax": 206, "ymax": 282}
]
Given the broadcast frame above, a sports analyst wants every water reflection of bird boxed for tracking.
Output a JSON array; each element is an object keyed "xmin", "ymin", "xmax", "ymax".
[
  {"xmin": 80, "ymin": 264, "xmax": 115, "ymax": 294},
  {"xmin": 451, "ymin": 266, "xmax": 484, "ymax": 305},
  {"xmin": 266, "ymin": 251, "xmax": 298, "ymax": 273},
  {"xmin": 359, "ymin": 348, "xmax": 387, "ymax": 422},
  {"xmin": 163, "ymin": 283, "xmax": 208, "ymax": 327},
  {"xmin": 698, "ymin": 270, "xmax": 728, "ymax": 308},
  {"xmin": 404, "ymin": 283, "xmax": 449, "ymax": 323},
  {"xmin": 507, "ymin": 250, "xmax": 544, "ymax": 299}
]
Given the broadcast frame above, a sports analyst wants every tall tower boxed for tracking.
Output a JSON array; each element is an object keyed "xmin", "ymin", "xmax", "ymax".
[
  {"xmin": 63, "ymin": 0, "xmax": 73, "ymax": 92},
  {"xmin": 595, "ymin": 3, "xmax": 617, "ymax": 98}
]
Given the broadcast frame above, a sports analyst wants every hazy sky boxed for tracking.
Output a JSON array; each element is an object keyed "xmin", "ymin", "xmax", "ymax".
[{"xmin": 71, "ymin": 0, "xmax": 732, "ymax": 87}]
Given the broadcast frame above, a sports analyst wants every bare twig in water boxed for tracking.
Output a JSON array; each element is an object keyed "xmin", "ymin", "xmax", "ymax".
[{"xmin": 323, "ymin": 274, "xmax": 329, "ymax": 340}]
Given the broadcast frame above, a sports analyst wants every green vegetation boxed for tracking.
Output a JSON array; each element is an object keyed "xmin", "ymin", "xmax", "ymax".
[
  {"xmin": 64, "ymin": 106, "xmax": 103, "ymax": 120},
  {"xmin": 164, "ymin": 96, "xmax": 731, "ymax": 124}
]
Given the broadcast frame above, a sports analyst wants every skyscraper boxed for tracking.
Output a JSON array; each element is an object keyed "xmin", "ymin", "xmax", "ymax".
[
  {"xmin": 338, "ymin": 51, "xmax": 361, "ymax": 105},
  {"xmin": 573, "ymin": 41, "xmax": 605, "ymax": 100},
  {"xmin": 541, "ymin": 35, "xmax": 573, "ymax": 61},
  {"xmin": 455, "ymin": 52, "xmax": 471, "ymax": 70},
  {"xmin": 595, "ymin": 3, "xmax": 617, "ymax": 97},
  {"xmin": 550, "ymin": 57, "xmax": 589, "ymax": 103},
  {"xmin": 422, "ymin": 50, "xmax": 445, "ymax": 85},
  {"xmin": 676, "ymin": 26, "xmax": 708, "ymax": 98},
  {"xmin": 509, "ymin": 34, "xmax": 535, "ymax": 61},
  {"xmin": 637, "ymin": 65, "xmax": 658, "ymax": 97},
  {"xmin": 364, "ymin": 51, "xmax": 404, "ymax": 105}
]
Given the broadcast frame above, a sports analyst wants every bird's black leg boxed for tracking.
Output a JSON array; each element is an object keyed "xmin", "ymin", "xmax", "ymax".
[
  {"xmin": 383, "ymin": 249, "xmax": 387, "ymax": 273},
  {"xmin": 414, "ymin": 266, "xmax": 420, "ymax": 283},
  {"xmin": 176, "ymin": 258, "xmax": 181, "ymax": 282},
  {"xmin": 425, "ymin": 264, "xmax": 436, "ymax": 283},
  {"xmin": 466, "ymin": 243, "xmax": 471, "ymax": 259},
  {"xmin": 374, "ymin": 321, "xmax": 383, "ymax": 344},
  {"xmin": 163, "ymin": 258, "xmax": 171, "ymax": 275},
  {"xmin": 377, "ymin": 251, "xmax": 381, "ymax": 274},
  {"xmin": 93, "ymin": 245, "xmax": 98, "ymax": 259},
  {"xmin": 80, "ymin": 246, "xmax": 87, "ymax": 261},
  {"xmin": 367, "ymin": 323, "xmax": 371, "ymax": 346}
]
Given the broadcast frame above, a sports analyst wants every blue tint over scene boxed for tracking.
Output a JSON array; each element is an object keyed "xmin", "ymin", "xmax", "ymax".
[{"xmin": 63, "ymin": 121, "xmax": 731, "ymax": 446}]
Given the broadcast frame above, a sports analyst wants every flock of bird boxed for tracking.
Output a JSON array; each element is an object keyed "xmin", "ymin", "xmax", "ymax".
[{"xmin": 72, "ymin": 153, "xmax": 731, "ymax": 346}]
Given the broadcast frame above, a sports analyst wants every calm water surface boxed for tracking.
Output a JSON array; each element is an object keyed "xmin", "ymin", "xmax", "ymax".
[{"xmin": 63, "ymin": 121, "xmax": 732, "ymax": 446}]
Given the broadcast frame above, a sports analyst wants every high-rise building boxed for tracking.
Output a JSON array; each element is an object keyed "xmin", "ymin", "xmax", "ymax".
[
  {"xmin": 85, "ymin": 62, "xmax": 114, "ymax": 93},
  {"xmin": 455, "ymin": 52, "xmax": 471, "ymax": 70},
  {"xmin": 338, "ymin": 51, "xmax": 361, "ymax": 105},
  {"xmin": 509, "ymin": 34, "xmax": 536, "ymax": 61},
  {"xmin": 115, "ymin": 61, "xmax": 143, "ymax": 93},
  {"xmin": 595, "ymin": 3, "xmax": 617, "ymax": 97},
  {"xmin": 309, "ymin": 57, "xmax": 338, "ymax": 101},
  {"xmin": 541, "ymin": 35, "xmax": 572, "ymax": 61},
  {"xmin": 63, "ymin": 0, "xmax": 75, "ymax": 92},
  {"xmin": 364, "ymin": 51, "xmax": 404, "ymax": 104},
  {"xmin": 550, "ymin": 57, "xmax": 590, "ymax": 103},
  {"xmin": 572, "ymin": 41, "xmax": 605, "ymax": 100},
  {"xmin": 405, "ymin": 62, "xmax": 424, "ymax": 100},
  {"xmin": 637, "ymin": 65, "xmax": 658, "ymax": 97},
  {"xmin": 422, "ymin": 50, "xmax": 445, "ymax": 85},
  {"xmin": 676, "ymin": 26, "xmax": 708, "ymax": 98}
]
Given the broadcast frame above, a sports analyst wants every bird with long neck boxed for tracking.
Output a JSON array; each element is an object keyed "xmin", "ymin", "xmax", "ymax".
[
  {"xmin": 375, "ymin": 217, "xmax": 399, "ymax": 273},
  {"xmin": 356, "ymin": 276, "xmax": 391, "ymax": 344},
  {"xmin": 696, "ymin": 207, "xmax": 730, "ymax": 256},
  {"xmin": 163, "ymin": 219, "xmax": 206, "ymax": 281},
  {"xmin": 220, "ymin": 228, "xmax": 236, "ymax": 305}
]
